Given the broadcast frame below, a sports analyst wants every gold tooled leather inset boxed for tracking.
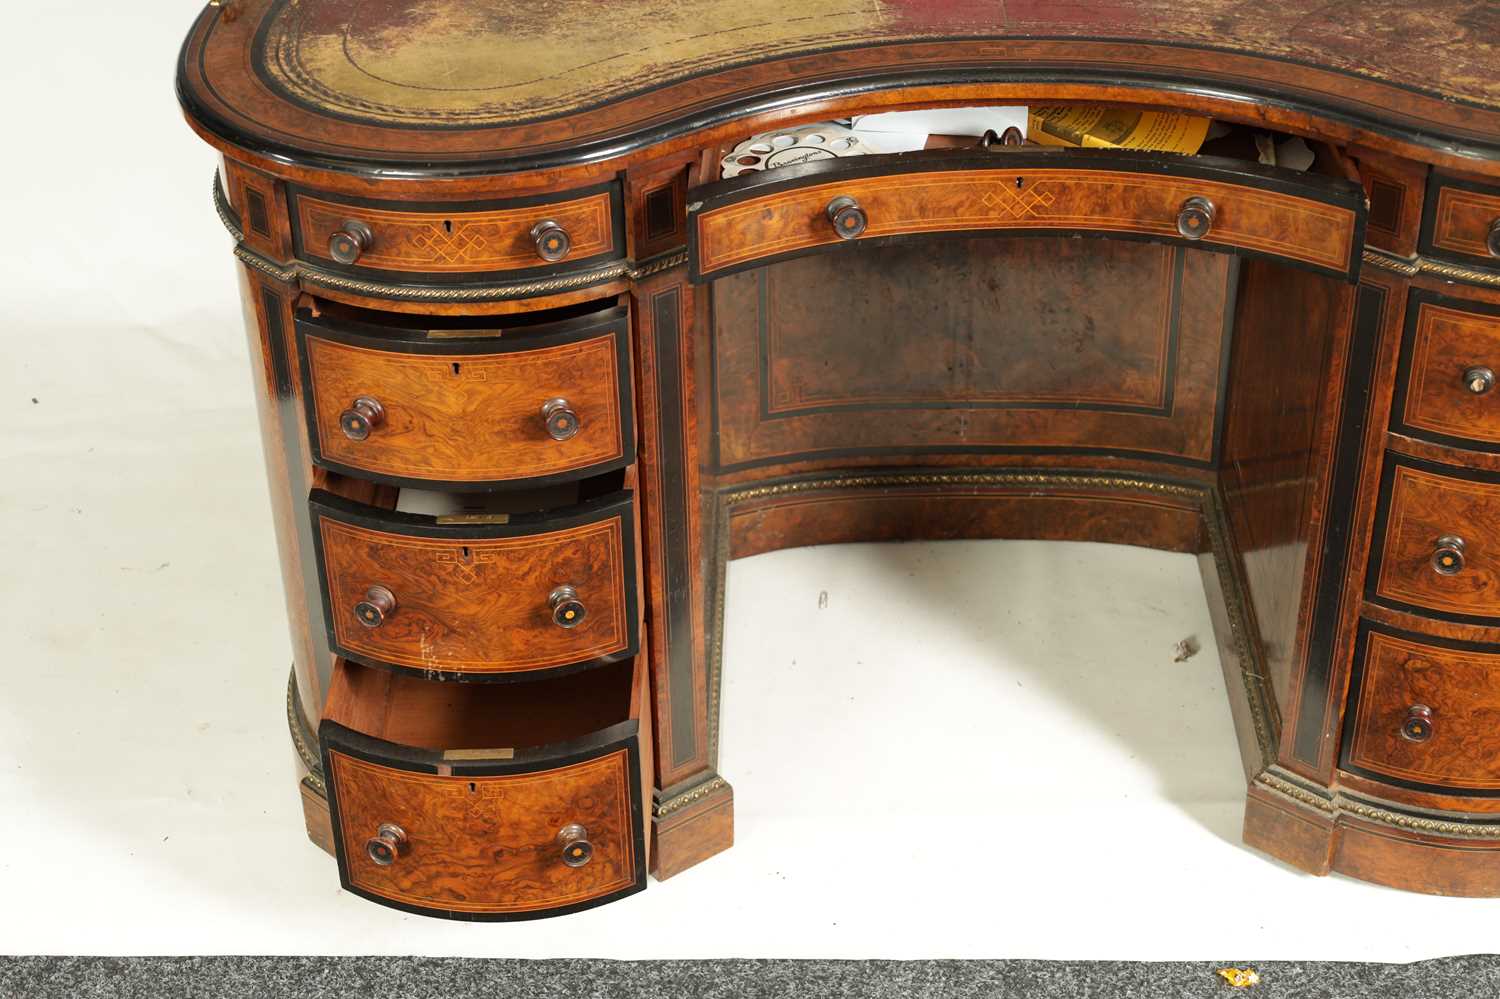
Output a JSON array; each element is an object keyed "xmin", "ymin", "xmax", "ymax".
[{"xmin": 255, "ymin": 0, "xmax": 1500, "ymax": 128}]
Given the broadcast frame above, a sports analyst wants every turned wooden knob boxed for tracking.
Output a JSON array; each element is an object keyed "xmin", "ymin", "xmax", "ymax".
[
  {"xmin": 1177, "ymin": 197, "xmax": 1216, "ymax": 240},
  {"xmin": 339, "ymin": 396, "xmax": 385, "ymax": 441},
  {"xmin": 549, "ymin": 585, "xmax": 586, "ymax": 629},
  {"xmin": 541, "ymin": 397, "xmax": 580, "ymax": 441},
  {"xmin": 365, "ymin": 822, "xmax": 407, "ymax": 866},
  {"xmin": 355, "ymin": 585, "xmax": 397, "ymax": 628},
  {"xmin": 557, "ymin": 823, "xmax": 594, "ymax": 868},
  {"xmin": 531, "ymin": 219, "xmax": 571, "ymax": 262},
  {"xmin": 1487, "ymin": 219, "xmax": 1500, "ymax": 259},
  {"xmin": 1432, "ymin": 535, "xmax": 1466, "ymax": 576},
  {"xmin": 328, "ymin": 220, "xmax": 374, "ymax": 264},
  {"xmin": 826, "ymin": 196, "xmax": 867, "ymax": 240},
  {"xmin": 1465, "ymin": 367, "xmax": 1495, "ymax": 395},
  {"xmin": 1401, "ymin": 704, "xmax": 1435, "ymax": 743}
]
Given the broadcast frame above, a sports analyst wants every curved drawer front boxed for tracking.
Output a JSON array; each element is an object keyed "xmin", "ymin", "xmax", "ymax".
[
  {"xmin": 1368, "ymin": 454, "xmax": 1500, "ymax": 625},
  {"xmin": 322, "ymin": 720, "xmax": 645, "ymax": 919},
  {"xmin": 690, "ymin": 151, "xmax": 1365, "ymax": 281},
  {"xmin": 1393, "ymin": 291, "xmax": 1500, "ymax": 453},
  {"xmin": 298, "ymin": 307, "xmax": 633, "ymax": 488},
  {"xmin": 289, "ymin": 182, "xmax": 624, "ymax": 282},
  {"xmin": 1343, "ymin": 624, "xmax": 1500, "ymax": 795},
  {"xmin": 310, "ymin": 491, "xmax": 638, "ymax": 678},
  {"xmin": 1420, "ymin": 174, "xmax": 1500, "ymax": 274}
]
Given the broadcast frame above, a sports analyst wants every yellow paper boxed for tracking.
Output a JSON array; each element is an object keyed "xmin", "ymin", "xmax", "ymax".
[{"xmin": 1028, "ymin": 106, "xmax": 1211, "ymax": 154}]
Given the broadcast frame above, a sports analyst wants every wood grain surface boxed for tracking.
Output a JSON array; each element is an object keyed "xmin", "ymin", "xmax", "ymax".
[
  {"xmin": 329, "ymin": 747, "xmax": 638, "ymax": 914},
  {"xmin": 1345, "ymin": 627, "xmax": 1500, "ymax": 791},
  {"xmin": 1427, "ymin": 179, "xmax": 1500, "ymax": 266},
  {"xmin": 303, "ymin": 330, "xmax": 627, "ymax": 484},
  {"xmin": 694, "ymin": 167, "xmax": 1357, "ymax": 278},
  {"xmin": 1398, "ymin": 298, "xmax": 1500, "ymax": 449},
  {"xmin": 709, "ymin": 238, "xmax": 1231, "ymax": 470},
  {"xmin": 295, "ymin": 189, "xmax": 617, "ymax": 274},
  {"xmin": 315, "ymin": 502, "xmax": 633, "ymax": 675},
  {"xmin": 1372, "ymin": 462, "xmax": 1500, "ymax": 620}
]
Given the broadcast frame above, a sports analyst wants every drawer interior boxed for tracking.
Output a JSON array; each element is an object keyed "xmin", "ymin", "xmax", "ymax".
[
  {"xmin": 305, "ymin": 294, "xmax": 624, "ymax": 340},
  {"xmin": 324, "ymin": 656, "xmax": 637, "ymax": 753}
]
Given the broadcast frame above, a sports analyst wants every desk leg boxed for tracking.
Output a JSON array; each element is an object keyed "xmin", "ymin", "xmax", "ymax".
[{"xmin": 635, "ymin": 274, "xmax": 736, "ymax": 878}]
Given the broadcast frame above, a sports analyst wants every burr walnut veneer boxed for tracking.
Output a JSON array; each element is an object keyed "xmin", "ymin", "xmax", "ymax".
[{"xmin": 179, "ymin": 0, "xmax": 1500, "ymax": 916}]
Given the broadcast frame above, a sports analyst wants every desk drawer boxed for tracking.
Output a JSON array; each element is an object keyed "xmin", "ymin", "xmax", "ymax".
[
  {"xmin": 1343, "ymin": 623, "xmax": 1500, "ymax": 796},
  {"xmin": 297, "ymin": 305, "xmax": 633, "ymax": 489},
  {"xmin": 290, "ymin": 182, "xmax": 624, "ymax": 282},
  {"xmin": 1368, "ymin": 454, "xmax": 1500, "ymax": 625},
  {"xmin": 1393, "ymin": 291, "xmax": 1500, "ymax": 453},
  {"xmin": 310, "ymin": 489, "xmax": 638, "ymax": 679},
  {"xmin": 320, "ymin": 658, "xmax": 647, "ymax": 919},
  {"xmin": 1420, "ymin": 173, "xmax": 1500, "ymax": 273},
  {"xmin": 690, "ymin": 150, "xmax": 1365, "ymax": 281}
]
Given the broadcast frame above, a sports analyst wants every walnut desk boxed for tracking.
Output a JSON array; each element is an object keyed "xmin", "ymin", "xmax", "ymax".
[{"xmin": 177, "ymin": 0, "xmax": 1500, "ymax": 917}]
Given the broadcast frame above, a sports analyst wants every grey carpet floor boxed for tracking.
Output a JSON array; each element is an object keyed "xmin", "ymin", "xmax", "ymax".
[{"xmin": 2, "ymin": 956, "xmax": 1498, "ymax": 999}]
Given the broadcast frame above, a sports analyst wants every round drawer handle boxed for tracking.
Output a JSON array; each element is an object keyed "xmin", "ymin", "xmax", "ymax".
[
  {"xmin": 557, "ymin": 823, "xmax": 594, "ymax": 868},
  {"xmin": 328, "ymin": 220, "xmax": 374, "ymax": 265},
  {"xmin": 1467, "ymin": 366, "xmax": 1496, "ymax": 395},
  {"xmin": 826, "ymin": 196, "xmax": 867, "ymax": 240},
  {"xmin": 355, "ymin": 585, "xmax": 397, "ymax": 628},
  {"xmin": 366, "ymin": 822, "xmax": 408, "ymax": 866},
  {"xmin": 541, "ymin": 397, "xmax": 580, "ymax": 441},
  {"xmin": 339, "ymin": 396, "xmax": 385, "ymax": 441},
  {"xmin": 531, "ymin": 219, "xmax": 572, "ymax": 262},
  {"xmin": 1401, "ymin": 704, "xmax": 1435, "ymax": 743},
  {"xmin": 1432, "ymin": 535, "xmax": 1467, "ymax": 576},
  {"xmin": 1487, "ymin": 219, "xmax": 1500, "ymax": 259},
  {"xmin": 1177, "ymin": 197, "xmax": 1216, "ymax": 240},
  {"xmin": 549, "ymin": 585, "xmax": 587, "ymax": 629}
]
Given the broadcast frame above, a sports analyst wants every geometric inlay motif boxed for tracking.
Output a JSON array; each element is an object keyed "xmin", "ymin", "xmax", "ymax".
[
  {"xmin": 979, "ymin": 186, "xmax": 1056, "ymax": 217},
  {"xmin": 410, "ymin": 224, "xmax": 491, "ymax": 263}
]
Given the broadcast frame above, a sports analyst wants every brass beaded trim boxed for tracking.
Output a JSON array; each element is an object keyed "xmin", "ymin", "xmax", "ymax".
[
  {"xmin": 655, "ymin": 776, "xmax": 729, "ymax": 817},
  {"xmin": 297, "ymin": 259, "xmax": 633, "ymax": 300},
  {"xmin": 1255, "ymin": 768, "xmax": 1500, "ymax": 840},
  {"xmin": 286, "ymin": 669, "xmax": 325, "ymax": 796},
  {"xmin": 213, "ymin": 172, "xmax": 244, "ymax": 243},
  {"xmin": 1363, "ymin": 246, "xmax": 1500, "ymax": 287}
]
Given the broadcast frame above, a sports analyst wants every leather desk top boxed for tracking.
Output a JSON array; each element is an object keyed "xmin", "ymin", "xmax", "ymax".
[{"xmin": 178, "ymin": 0, "xmax": 1500, "ymax": 177}]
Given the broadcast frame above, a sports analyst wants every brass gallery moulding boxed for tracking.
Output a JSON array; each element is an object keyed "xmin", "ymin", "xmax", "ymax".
[
  {"xmin": 1363, "ymin": 246, "xmax": 1500, "ymax": 288},
  {"xmin": 1255, "ymin": 768, "xmax": 1500, "ymax": 841},
  {"xmin": 286, "ymin": 668, "xmax": 324, "ymax": 795},
  {"xmin": 654, "ymin": 777, "xmax": 730, "ymax": 818}
]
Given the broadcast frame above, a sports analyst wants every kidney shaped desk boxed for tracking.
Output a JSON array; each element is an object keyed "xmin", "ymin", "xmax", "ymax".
[{"xmin": 177, "ymin": 0, "xmax": 1500, "ymax": 916}]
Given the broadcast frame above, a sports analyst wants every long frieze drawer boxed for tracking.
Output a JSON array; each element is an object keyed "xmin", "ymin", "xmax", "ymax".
[
  {"xmin": 1367, "ymin": 454, "xmax": 1500, "ymax": 625},
  {"xmin": 689, "ymin": 150, "xmax": 1366, "ymax": 281},
  {"xmin": 297, "ymin": 305, "xmax": 633, "ymax": 489},
  {"xmin": 288, "ymin": 182, "xmax": 624, "ymax": 281},
  {"xmin": 1343, "ymin": 623, "xmax": 1500, "ymax": 796},
  {"xmin": 1420, "ymin": 173, "xmax": 1500, "ymax": 272},
  {"xmin": 1393, "ymin": 291, "xmax": 1500, "ymax": 453},
  {"xmin": 310, "ymin": 490, "xmax": 639, "ymax": 678}
]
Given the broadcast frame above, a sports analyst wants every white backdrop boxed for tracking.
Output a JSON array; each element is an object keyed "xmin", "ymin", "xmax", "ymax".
[{"xmin": 1, "ymin": 3, "xmax": 1495, "ymax": 959}]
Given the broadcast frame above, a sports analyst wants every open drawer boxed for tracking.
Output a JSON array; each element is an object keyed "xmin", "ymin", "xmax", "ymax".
[
  {"xmin": 689, "ymin": 148, "xmax": 1367, "ymax": 282},
  {"xmin": 309, "ymin": 486, "xmax": 639, "ymax": 680},
  {"xmin": 296, "ymin": 300, "xmax": 634, "ymax": 490},
  {"xmin": 320, "ymin": 656, "xmax": 649, "ymax": 920}
]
